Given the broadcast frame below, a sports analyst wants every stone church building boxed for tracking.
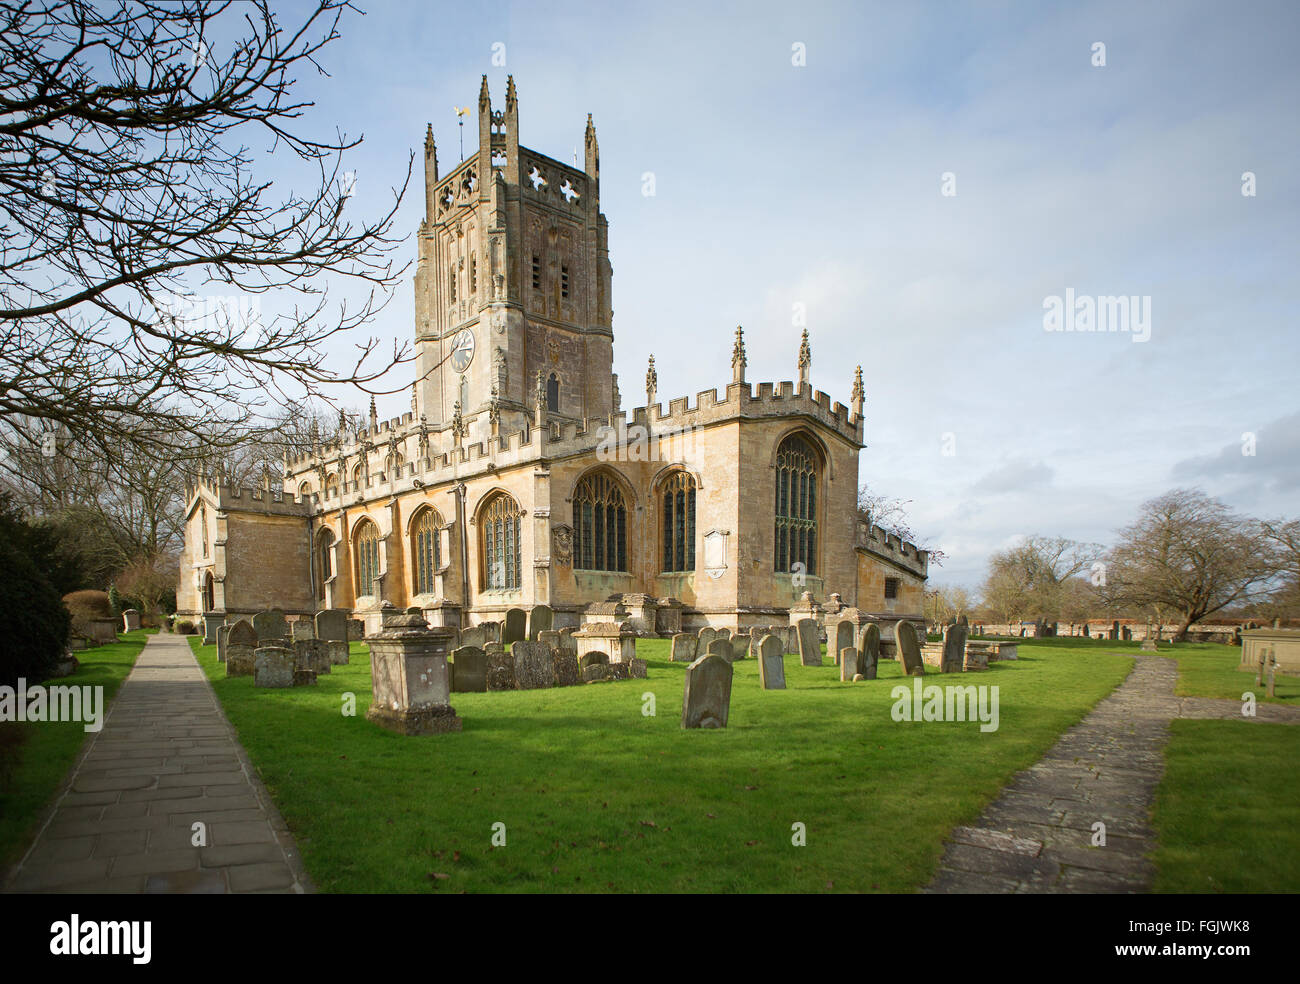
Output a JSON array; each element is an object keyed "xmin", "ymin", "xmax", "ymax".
[{"xmin": 177, "ymin": 78, "xmax": 929, "ymax": 638}]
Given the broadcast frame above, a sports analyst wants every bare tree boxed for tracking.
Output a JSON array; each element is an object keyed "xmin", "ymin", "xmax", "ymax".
[
  {"xmin": 980, "ymin": 535, "xmax": 1102, "ymax": 627},
  {"xmin": 1104, "ymin": 489, "xmax": 1279, "ymax": 641},
  {"xmin": 0, "ymin": 0, "xmax": 414, "ymax": 461},
  {"xmin": 858, "ymin": 482, "xmax": 946, "ymax": 566}
]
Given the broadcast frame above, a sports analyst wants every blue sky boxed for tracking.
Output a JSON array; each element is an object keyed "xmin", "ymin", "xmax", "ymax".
[{"xmin": 249, "ymin": 0, "xmax": 1299, "ymax": 589}]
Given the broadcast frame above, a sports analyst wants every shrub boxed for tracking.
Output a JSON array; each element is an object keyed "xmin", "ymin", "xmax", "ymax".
[
  {"xmin": 0, "ymin": 498, "xmax": 73, "ymax": 687},
  {"xmin": 62, "ymin": 589, "xmax": 113, "ymax": 620},
  {"xmin": 176, "ymin": 620, "xmax": 197, "ymax": 635}
]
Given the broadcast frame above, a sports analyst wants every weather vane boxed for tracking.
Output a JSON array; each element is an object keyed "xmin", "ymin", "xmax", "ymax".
[{"xmin": 455, "ymin": 106, "xmax": 471, "ymax": 161}]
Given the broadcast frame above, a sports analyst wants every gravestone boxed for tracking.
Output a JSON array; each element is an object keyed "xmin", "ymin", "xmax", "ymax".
[
  {"xmin": 253, "ymin": 647, "xmax": 295, "ymax": 689},
  {"xmin": 1112, "ymin": 620, "xmax": 1121, "ymax": 641},
  {"xmin": 316, "ymin": 609, "xmax": 348, "ymax": 642},
  {"xmin": 503, "ymin": 608, "xmax": 527, "ymax": 645},
  {"xmin": 293, "ymin": 638, "xmax": 330, "ymax": 675},
  {"xmin": 225, "ymin": 620, "xmax": 258, "ymax": 676},
  {"xmin": 730, "ymin": 631, "xmax": 749, "ymax": 659},
  {"xmin": 717, "ymin": 628, "xmax": 732, "ymax": 642},
  {"xmin": 582, "ymin": 662, "xmax": 610, "ymax": 683},
  {"xmin": 366, "ymin": 614, "xmax": 461, "ymax": 735},
  {"xmin": 628, "ymin": 658, "xmax": 648, "ymax": 679},
  {"xmin": 860, "ymin": 624, "xmax": 880, "ymax": 680},
  {"xmin": 486, "ymin": 650, "xmax": 516, "ymax": 691},
  {"xmin": 840, "ymin": 647, "xmax": 860, "ymax": 682},
  {"xmin": 216, "ymin": 624, "xmax": 231, "ymax": 665},
  {"xmin": 323, "ymin": 640, "xmax": 350, "ymax": 665},
  {"xmin": 607, "ymin": 662, "xmax": 631, "ymax": 681},
  {"xmin": 697, "ymin": 626, "xmax": 717, "ymax": 651},
  {"xmin": 291, "ymin": 620, "xmax": 316, "ymax": 642},
  {"xmin": 1122, "ymin": 626, "xmax": 1132, "ymax": 641},
  {"xmin": 202, "ymin": 613, "xmax": 222, "ymax": 645},
  {"xmin": 896, "ymin": 622, "xmax": 924, "ymax": 676},
  {"xmin": 552, "ymin": 650, "xmax": 581, "ymax": 687},
  {"xmin": 797, "ymin": 618, "xmax": 821, "ymax": 666},
  {"xmin": 538, "ymin": 630, "xmax": 562, "ymax": 650},
  {"xmin": 748, "ymin": 629, "xmax": 766, "ymax": 660},
  {"xmin": 512, "ymin": 641, "xmax": 556, "ymax": 690},
  {"xmin": 122, "ymin": 609, "xmax": 141, "ymax": 632},
  {"xmin": 253, "ymin": 609, "xmax": 288, "ymax": 644},
  {"xmin": 941, "ymin": 619, "xmax": 968, "ymax": 673},
  {"xmin": 681, "ymin": 653, "xmax": 734, "ymax": 729},
  {"xmin": 706, "ymin": 638, "xmax": 735, "ymax": 663},
  {"xmin": 460, "ymin": 624, "xmax": 489, "ymax": 649},
  {"xmin": 758, "ymin": 634, "xmax": 786, "ymax": 690},
  {"xmin": 449, "ymin": 646, "xmax": 488, "ymax": 693},
  {"xmin": 671, "ymin": 633, "xmax": 697, "ymax": 663},
  {"xmin": 528, "ymin": 604, "xmax": 553, "ymax": 642},
  {"xmin": 834, "ymin": 620, "xmax": 854, "ymax": 667},
  {"xmin": 784, "ymin": 626, "xmax": 800, "ymax": 656},
  {"xmin": 347, "ymin": 618, "xmax": 365, "ymax": 641}
]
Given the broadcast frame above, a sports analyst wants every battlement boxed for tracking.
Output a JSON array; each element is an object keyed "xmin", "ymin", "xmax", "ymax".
[
  {"xmin": 855, "ymin": 521, "xmax": 929, "ymax": 577},
  {"xmin": 189, "ymin": 474, "xmax": 313, "ymax": 516}
]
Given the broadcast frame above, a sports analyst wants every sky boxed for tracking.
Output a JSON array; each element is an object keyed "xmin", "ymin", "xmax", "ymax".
[{"xmin": 237, "ymin": 0, "xmax": 1299, "ymax": 589}]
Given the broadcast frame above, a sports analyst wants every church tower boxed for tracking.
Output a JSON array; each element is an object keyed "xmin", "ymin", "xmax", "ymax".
[{"xmin": 413, "ymin": 77, "xmax": 614, "ymax": 438}]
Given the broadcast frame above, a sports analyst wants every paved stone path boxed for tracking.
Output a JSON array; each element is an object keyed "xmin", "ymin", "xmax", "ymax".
[
  {"xmin": 3, "ymin": 633, "xmax": 312, "ymax": 894},
  {"xmin": 927, "ymin": 653, "xmax": 1299, "ymax": 894}
]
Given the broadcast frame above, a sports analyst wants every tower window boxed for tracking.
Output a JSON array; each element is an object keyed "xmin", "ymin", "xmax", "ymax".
[
  {"xmin": 546, "ymin": 373, "xmax": 559, "ymax": 412},
  {"xmin": 885, "ymin": 577, "xmax": 899, "ymax": 600},
  {"xmin": 470, "ymin": 255, "xmax": 477, "ymax": 294},
  {"xmin": 774, "ymin": 433, "xmax": 819, "ymax": 576},
  {"xmin": 531, "ymin": 255, "xmax": 541, "ymax": 291},
  {"xmin": 561, "ymin": 265, "xmax": 569, "ymax": 299},
  {"xmin": 449, "ymin": 265, "xmax": 457, "ymax": 303}
]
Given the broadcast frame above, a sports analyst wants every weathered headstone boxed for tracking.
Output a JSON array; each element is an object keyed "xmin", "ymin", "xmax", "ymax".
[
  {"xmin": 528, "ymin": 604, "xmax": 553, "ymax": 642},
  {"xmin": 582, "ymin": 663, "xmax": 610, "ymax": 683},
  {"xmin": 717, "ymin": 628, "xmax": 732, "ymax": 641},
  {"xmin": 291, "ymin": 620, "xmax": 316, "ymax": 642},
  {"xmin": 607, "ymin": 662, "xmax": 631, "ymax": 681},
  {"xmin": 216, "ymin": 623, "xmax": 231, "ymax": 664},
  {"xmin": 253, "ymin": 609, "xmax": 289, "ymax": 644},
  {"xmin": 860, "ymin": 624, "xmax": 880, "ymax": 680},
  {"xmin": 1122, "ymin": 626, "xmax": 1132, "ymax": 641},
  {"xmin": 503, "ymin": 608, "xmax": 527, "ymax": 645},
  {"xmin": 460, "ymin": 624, "xmax": 488, "ymax": 649},
  {"xmin": 697, "ymin": 626, "xmax": 717, "ymax": 651},
  {"xmin": 254, "ymin": 646, "xmax": 295, "ymax": 688},
  {"xmin": 122, "ymin": 609, "xmax": 142, "ymax": 632},
  {"xmin": 323, "ymin": 640, "xmax": 350, "ymax": 665},
  {"xmin": 834, "ymin": 620, "xmax": 854, "ymax": 666},
  {"xmin": 486, "ymin": 650, "xmax": 516, "ymax": 691},
  {"xmin": 628, "ymin": 658, "xmax": 648, "ymax": 679},
  {"xmin": 941, "ymin": 619, "xmax": 968, "ymax": 673},
  {"xmin": 840, "ymin": 647, "xmax": 860, "ymax": 682},
  {"xmin": 748, "ymin": 629, "xmax": 766, "ymax": 660},
  {"xmin": 797, "ymin": 618, "xmax": 821, "ymax": 666},
  {"xmin": 671, "ymin": 633, "xmax": 697, "ymax": 663},
  {"xmin": 315, "ymin": 609, "xmax": 348, "ymax": 642},
  {"xmin": 896, "ymin": 621, "xmax": 924, "ymax": 676},
  {"xmin": 366, "ymin": 614, "xmax": 461, "ymax": 735},
  {"xmin": 707, "ymin": 637, "xmax": 735, "ymax": 664},
  {"xmin": 552, "ymin": 649, "xmax": 581, "ymax": 687},
  {"xmin": 294, "ymin": 638, "xmax": 330, "ymax": 675},
  {"xmin": 225, "ymin": 620, "xmax": 258, "ymax": 676},
  {"xmin": 449, "ymin": 646, "xmax": 488, "ymax": 693},
  {"xmin": 758, "ymin": 634, "xmax": 786, "ymax": 690},
  {"xmin": 730, "ymin": 631, "xmax": 749, "ymax": 659},
  {"xmin": 682, "ymin": 653, "xmax": 734, "ymax": 729},
  {"xmin": 512, "ymin": 641, "xmax": 556, "ymax": 690}
]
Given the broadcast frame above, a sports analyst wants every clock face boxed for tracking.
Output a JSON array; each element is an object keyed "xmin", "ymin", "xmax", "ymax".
[{"xmin": 450, "ymin": 329, "xmax": 475, "ymax": 373}]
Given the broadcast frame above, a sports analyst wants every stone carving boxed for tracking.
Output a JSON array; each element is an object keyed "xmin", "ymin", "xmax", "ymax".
[
  {"xmin": 552, "ymin": 524, "xmax": 573, "ymax": 566},
  {"xmin": 797, "ymin": 618, "xmax": 821, "ymax": 667},
  {"xmin": 758, "ymin": 634, "xmax": 786, "ymax": 690},
  {"xmin": 682, "ymin": 653, "xmax": 733, "ymax": 729}
]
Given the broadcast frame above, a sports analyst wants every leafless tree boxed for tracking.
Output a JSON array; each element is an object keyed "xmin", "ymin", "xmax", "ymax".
[
  {"xmin": 980, "ymin": 535, "xmax": 1102, "ymax": 627},
  {"xmin": 857, "ymin": 482, "xmax": 946, "ymax": 566},
  {"xmin": 1104, "ymin": 489, "xmax": 1279, "ymax": 641},
  {"xmin": 0, "ymin": 0, "xmax": 413, "ymax": 461}
]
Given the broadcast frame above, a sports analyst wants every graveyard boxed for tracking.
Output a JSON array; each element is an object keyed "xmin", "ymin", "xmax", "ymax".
[{"xmin": 160, "ymin": 628, "xmax": 1292, "ymax": 893}]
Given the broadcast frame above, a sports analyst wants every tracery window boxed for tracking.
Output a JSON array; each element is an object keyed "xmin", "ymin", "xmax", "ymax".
[
  {"xmin": 661, "ymin": 471, "xmax": 696, "ymax": 573},
  {"xmin": 573, "ymin": 472, "xmax": 628, "ymax": 572},
  {"xmin": 774, "ymin": 434, "xmax": 819, "ymax": 575},
  {"xmin": 481, "ymin": 493, "xmax": 521, "ymax": 590},
  {"xmin": 354, "ymin": 519, "xmax": 381, "ymax": 598},
  {"xmin": 412, "ymin": 508, "xmax": 443, "ymax": 596}
]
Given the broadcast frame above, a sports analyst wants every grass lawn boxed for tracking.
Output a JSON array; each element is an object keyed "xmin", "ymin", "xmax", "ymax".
[
  {"xmin": 191, "ymin": 635, "xmax": 1132, "ymax": 893},
  {"xmin": 0, "ymin": 629, "xmax": 150, "ymax": 870},
  {"xmin": 1152, "ymin": 719, "xmax": 1300, "ymax": 892}
]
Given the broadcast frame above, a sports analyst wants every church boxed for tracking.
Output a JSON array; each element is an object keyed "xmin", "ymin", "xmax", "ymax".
[{"xmin": 176, "ymin": 77, "xmax": 929, "ymax": 639}]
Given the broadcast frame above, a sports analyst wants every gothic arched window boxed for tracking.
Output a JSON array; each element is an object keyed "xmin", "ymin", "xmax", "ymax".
[
  {"xmin": 354, "ymin": 519, "xmax": 381, "ymax": 598},
  {"xmin": 200, "ymin": 505, "xmax": 209, "ymax": 558},
  {"xmin": 573, "ymin": 472, "xmax": 628, "ymax": 572},
  {"xmin": 326, "ymin": 472, "xmax": 340, "ymax": 499},
  {"xmin": 546, "ymin": 373, "xmax": 559, "ymax": 412},
  {"xmin": 316, "ymin": 528, "xmax": 335, "ymax": 602},
  {"xmin": 480, "ymin": 493, "xmax": 522, "ymax": 590},
  {"xmin": 774, "ymin": 434, "xmax": 819, "ymax": 575},
  {"xmin": 661, "ymin": 471, "xmax": 697, "ymax": 573},
  {"xmin": 412, "ymin": 508, "xmax": 443, "ymax": 596}
]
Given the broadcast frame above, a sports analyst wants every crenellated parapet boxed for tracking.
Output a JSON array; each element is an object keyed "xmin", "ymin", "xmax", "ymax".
[{"xmin": 855, "ymin": 521, "xmax": 929, "ymax": 578}]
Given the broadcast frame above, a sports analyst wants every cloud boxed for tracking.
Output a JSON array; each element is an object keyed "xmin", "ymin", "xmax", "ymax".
[
  {"xmin": 1170, "ymin": 411, "xmax": 1300, "ymax": 492},
  {"xmin": 969, "ymin": 459, "xmax": 1055, "ymax": 495}
]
